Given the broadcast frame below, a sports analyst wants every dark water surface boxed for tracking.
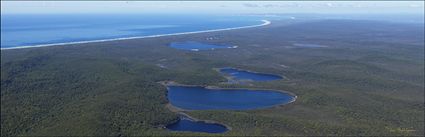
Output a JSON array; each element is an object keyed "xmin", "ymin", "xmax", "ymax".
[
  {"xmin": 220, "ymin": 68, "xmax": 283, "ymax": 81},
  {"xmin": 166, "ymin": 116, "xmax": 228, "ymax": 133},
  {"xmin": 167, "ymin": 86, "xmax": 295, "ymax": 110}
]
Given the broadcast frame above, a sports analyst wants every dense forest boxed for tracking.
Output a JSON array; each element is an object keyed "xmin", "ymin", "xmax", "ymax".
[{"xmin": 1, "ymin": 19, "xmax": 424, "ymax": 136}]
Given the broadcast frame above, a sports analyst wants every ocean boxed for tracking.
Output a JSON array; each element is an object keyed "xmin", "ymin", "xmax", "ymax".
[{"xmin": 1, "ymin": 14, "xmax": 264, "ymax": 49}]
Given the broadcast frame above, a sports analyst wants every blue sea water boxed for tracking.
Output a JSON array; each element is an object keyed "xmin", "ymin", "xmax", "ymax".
[
  {"xmin": 167, "ymin": 86, "xmax": 295, "ymax": 110},
  {"xmin": 166, "ymin": 115, "xmax": 228, "ymax": 133},
  {"xmin": 1, "ymin": 14, "xmax": 262, "ymax": 49},
  {"xmin": 220, "ymin": 68, "xmax": 283, "ymax": 81}
]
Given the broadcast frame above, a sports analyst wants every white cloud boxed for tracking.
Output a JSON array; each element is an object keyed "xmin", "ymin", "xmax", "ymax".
[{"xmin": 1, "ymin": 1, "xmax": 423, "ymax": 14}]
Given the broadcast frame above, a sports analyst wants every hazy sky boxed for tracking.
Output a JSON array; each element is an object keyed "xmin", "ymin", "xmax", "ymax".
[{"xmin": 1, "ymin": 1, "xmax": 424, "ymax": 14}]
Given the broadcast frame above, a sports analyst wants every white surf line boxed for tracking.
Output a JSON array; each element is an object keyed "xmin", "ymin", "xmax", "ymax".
[{"xmin": 1, "ymin": 20, "xmax": 271, "ymax": 50}]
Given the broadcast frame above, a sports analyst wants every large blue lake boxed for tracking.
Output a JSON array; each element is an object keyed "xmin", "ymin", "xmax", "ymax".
[
  {"xmin": 220, "ymin": 68, "xmax": 283, "ymax": 81},
  {"xmin": 1, "ymin": 14, "xmax": 262, "ymax": 49},
  {"xmin": 167, "ymin": 86, "xmax": 295, "ymax": 110},
  {"xmin": 166, "ymin": 115, "xmax": 228, "ymax": 133}
]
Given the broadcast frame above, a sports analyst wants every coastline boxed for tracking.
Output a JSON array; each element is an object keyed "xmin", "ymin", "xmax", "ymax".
[{"xmin": 1, "ymin": 20, "xmax": 271, "ymax": 50}]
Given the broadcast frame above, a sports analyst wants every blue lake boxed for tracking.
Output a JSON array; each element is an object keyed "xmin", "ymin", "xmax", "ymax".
[
  {"xmin": 293, "ymin": 43, "xmax": 328, "ymax": 48},
  {"xmin": 167, "ymin": 86, "xmax": 295, "ymax": 110},
  {"xmin": 166, "ymin": 115, "xmax": 228, "ymax": 133},
  {"xmin": 1, "ymin": 14, "xmax": 262, "ymax": 49},
  {"xmin": 169, "ymin": 41, "xmax": 234, "ymax": 51},
  {"xmin": 220, "ymin": 68, "xmax": 283, "ymax": 81}
]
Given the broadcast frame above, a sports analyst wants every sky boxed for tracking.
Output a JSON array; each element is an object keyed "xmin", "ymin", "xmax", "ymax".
[{"xmin": 1, "ymin": 1, "xmax": 424, "ymax": 15}]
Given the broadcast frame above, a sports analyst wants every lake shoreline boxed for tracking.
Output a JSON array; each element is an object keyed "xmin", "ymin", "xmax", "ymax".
[
  {"xmin": 160, "ymin": 81, "xmax": 232, "ymax": 132},
  {"xmin": 1, "ymin": 20, "xmax": 271, "ymax": 50},
  {"xmin": 159, "ymin": 80, "xmax": 298, "ymax": 133},
  {"xmin": 159, "ymin": 80, "xmax": 298, "ymax": 98},
  {"xmin": 213, "ymin": 67, "xmax": 286, "ymax": 82},
  {"xmin": 165, "ymin": 103, "xmax": 233, "ymax": 131}
]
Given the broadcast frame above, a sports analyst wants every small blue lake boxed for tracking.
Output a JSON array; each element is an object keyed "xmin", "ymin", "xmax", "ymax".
[
  {"xmin": 293, "ymin": 43, "xmax": 328, "ymax": 48},
  {"xmin": 166, "ymin": 115, "xmax": 228, "ymax": 133},
  {"xmin": 220, "ymin": 68, "xmax": 283, "ymax": 81},
  {"xmin": 167, "ymin": 86, "xmax": 295, "ymax": 110},
  {"xmin": 169, "ymin": 41, "xmax": 234, "ymax": 51}
]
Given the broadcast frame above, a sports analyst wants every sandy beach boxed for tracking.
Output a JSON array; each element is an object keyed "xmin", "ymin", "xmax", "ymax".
[{"xmin": 1, "ymin": 20, "xmax": 271, "ymax": 50}]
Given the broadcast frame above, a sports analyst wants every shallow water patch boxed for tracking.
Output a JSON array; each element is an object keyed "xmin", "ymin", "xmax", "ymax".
[
  {"xmin": 293, "ymin": 43, "xmax": 328, "ymax": 48},
  {"xmin": 219, "ymin": 67, "xmax": 283, "ymax": 82},
  {"xmin": 169, "ymin": 41, "xmax": 236, "ymax": 51}
]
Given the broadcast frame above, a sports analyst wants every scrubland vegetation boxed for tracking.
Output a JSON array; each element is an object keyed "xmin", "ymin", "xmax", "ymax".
[{"xmin": 1, "ymin": 19, "xmax": 424, "ymax": 136}]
